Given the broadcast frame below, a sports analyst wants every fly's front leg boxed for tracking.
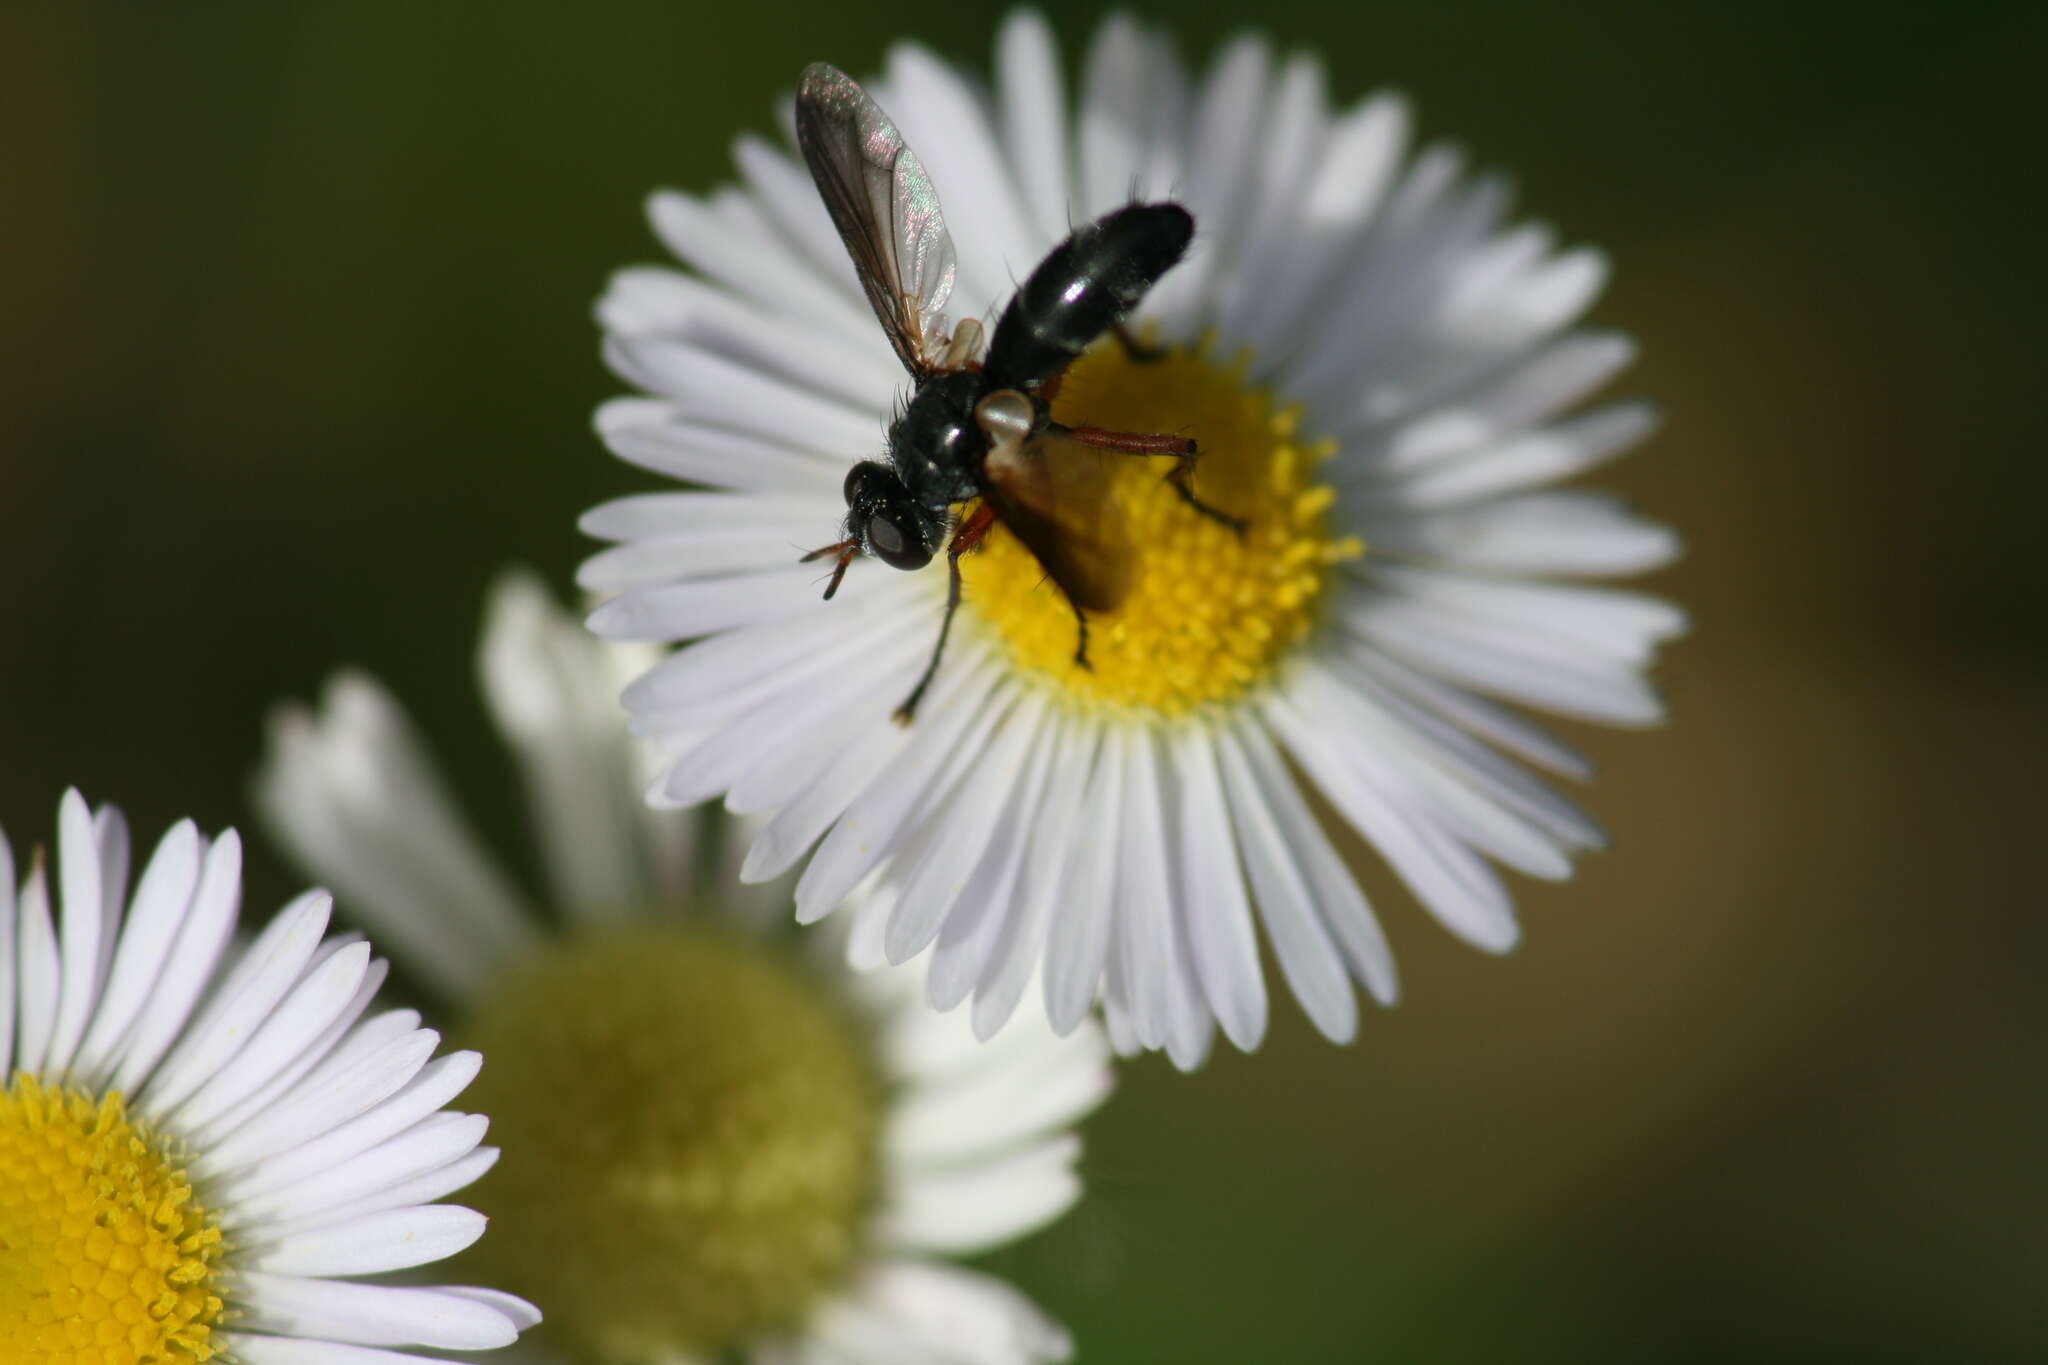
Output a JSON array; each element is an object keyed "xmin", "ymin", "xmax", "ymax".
[
  {"xmin": 894, "ymin": 503, "xmax": 997, "ymax": 724},
  {"xmin": 1047, "ymin": 421, "xmax": 1248, "ymax": 535}
]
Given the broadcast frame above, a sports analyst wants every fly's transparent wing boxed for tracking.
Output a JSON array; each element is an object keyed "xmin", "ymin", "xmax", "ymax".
[{"xmin": 795, "ymin": 63, "xmax": 958, "ymax": 378}]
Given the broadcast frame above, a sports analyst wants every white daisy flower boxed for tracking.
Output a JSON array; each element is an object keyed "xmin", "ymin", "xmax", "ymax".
[
  {"xmin": 0, "ymin": 789, "xmax": 536, "ymax": 1365},
  {"xmin": 255, "ymin": 571, "xmax": 1107, "ymax": 1365},
  {"xmin": 584, "ymin": 11, "xmax": 1685, "ymax": 1068}
]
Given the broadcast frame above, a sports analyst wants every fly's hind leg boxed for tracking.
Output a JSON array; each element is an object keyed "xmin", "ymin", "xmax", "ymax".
[
  {"xmin": 1163, "ymin": 451, "xmax": 1248, "ymax": 534},
  {"xmin": 1048, "ymin": 422, "xmax": 1249, "ymax": 535}
]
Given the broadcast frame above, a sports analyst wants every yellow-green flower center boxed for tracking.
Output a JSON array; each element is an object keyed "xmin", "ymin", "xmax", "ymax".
[
  {"xmin": 959, "ymin": 341, "xmax": 1359, "ymax": 719},
  {"xmin": 0, "ymin": 1075, "xmax": 226, "ymax": 1365},
  {"xmin": 455, "ymin": 924, "xmax": 884, "ymax": 1364}
]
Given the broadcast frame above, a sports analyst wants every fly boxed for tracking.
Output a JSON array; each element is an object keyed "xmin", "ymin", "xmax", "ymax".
[{"xmin": 793, "ymin": 62, "xmax": 1243, "ymax": 722}]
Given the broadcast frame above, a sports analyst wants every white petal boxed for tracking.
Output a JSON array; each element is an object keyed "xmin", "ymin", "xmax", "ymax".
[
  {"xmin": 1245, "ymin": 91, "xmax": 1409, "ymax": 364},
  {"xmin": 582, "ymin": 490, "xmax": 836, "ymax": 544},
  {"xmin": 46, "ymin": 789, "xmax": 106, "ymax": 1076},
  {"xmin": 887, "ymin": 1028, "xmax": 1111, "ymax": 1166},
  {"xmin": 13, "ymin": 854, "xmax": 58, "ymax": 1076},
  {"xmin": 142, "ymin": 890, "xmax": 332, "ymax": 1116},
  {"xmin": 233, "ymin": 1108, "xmax": 489, "ymax": 1229},
  {"xmin": 1353, "ymin": 646, "xmax": 1592, "ymax": 780},
  {"xmin": 581, "ymin": 528, "xmax": 822, "ymax": 592},
  {"xmin": 646, "ymin": 185, "xmax": 874, "ymax": 344},
  {"xmin": 434, "ymin": 1287, "xmax": 542, "ymax": 1335},
  {"xmin": 89, "ymin": 803, "xmax": 129, "ymax": 995},
  {"xmin": 262, "ymin": 1147, "xmax": 499, "ymax": 1240},
  {"xmin": 884, "ymin": 43, "xmax": 1041, "ymax": 316},
  {"xmin": 850, "ymin": 1261, "xmax": 1071, "ymax": 1365},
  {"xmin": 1236, "ymin": 712, "xmax": 1401, "ymax": 1005},
  {"xmin": 725, "ymin": 648, "xmax": 928, "ymax": 817},
  {"xmin": 1213, "ymin": 726, "xmax": 1359, "ymax": 1042},
  {"xmin": 197, "ymin": 1018, "xmax": 443, "ymax": 1176},
  {"xmin": 478, "ymin": 570, "xmax": 657, "ymax": 913},
  {"xmin": 996, "ymin": 9, "xmax": 1073, "ymax": 250},
  {"xmin": 1042, "ymin": 724, "xmax": 1122, "ymax": 1034},
  {"xmin": 204, "ymin": 952, "xmax": 393, "ymax": 1145},
  {"xmin": 1377, "ymin": 402, "xmax": 1658, "ymax": 508},
  {"xmin": 252, "ymin": 1205, "xmax": 488, "ymax": 1277},
  {"xmin": 731, "ymin": 134, "xmax": 873, "ymax": 313},
  {"xmin": 881, "ymin": 1135, "xmax": 1083, "ymax": 1256},
  {"xmin": 236, "ymin": 1275, "xmax": 522, "ymax": 1350},
  {"xmin": 794, "ymin": 655, "xmax": 1008, "ymax": 922},
  {"xmin": 1214, "ymin": 53, "xmax": 1329, "ymax": 349},
  {"xmin": 1322, "ymin": 657, "xmax": 1605, "ymax": 851},
  {"xmin": 1289, "ymin": 663, "xmax": 1574, "ymax": 880},
  {"xmin": 588, "ymin": 562, "xmax": 843, "ymax": 643},
  {"xmin": 1328, "ymin": 330, "xmax": 1637, "ymax": 480},
  {"xmin": 1151, "ymin": 33, "xmax": 1272, "ymax": 331},
  {"xmin": 1262, "ymin": 688, "xmax": 1517, "ymax": 955},
  {"xmin": 973, "ymin": 722, "xmax": 1097, "ymax": 1040},
  {"xmin": 1358, "ymin": 488, "xmax": 1678, "ymax": 576},
  {"xmin": 254, "ymin": 676, "xmax": 539, "ymax": 997},
  {"xmin": 659, "ymin": 619, "xmax": 936, "ymax": 811},
  {"xmin": 221, "ymin": 1336, "xmax": 484, "ymax": 1365},
  {"xmin": 885, "ymin": 690, "xmax": 1047, "ymax": 965},
  {"xmin": 1164, "ymin": 726, "xmax": 1268, "ymax": 1051},
  {"xmin": 0, "ymin": 828, "xmax": 14, "ymax": 1071},
  {"xmin": 604, "ymin": 333, "xmax": 881, "ymax": 460},
  {"xmin": 223, "ymin": 1058, "xmax": 483, "ymax": 1205},
  {"xmin": 1341, "ymin": 574, "xmax": 1672, "ymax": 725},
  {"xmin": 600, "ymin": 256, "xmax": 898, "ymax": 407},
  {"xmin": 1078, "ymin": 14, "xmax": 1189, "ymax": 220},
  {"xmin": 1111, "ymin": 728, "xmax": 1186, "ymax": 1054},
  {"xmin": 70, "ymin": 819, "xmax": 203, "ymax": 1086},
  {"xmin": 926, "ymin": 712, "xmax": 1064, "ymax": 1011},
  {"xmin": 593, "ymin": 396, "xmax": 845, "ymax": 494},
  {"xmin": 741, "ymin": 706, "xmax": 916, "ymax": 885},
  {"xmin": 108, "ymin": 831, "xmax": 242, "ymax": 1095},
  {"xmin": 168, "ymin": 940, "xmax": 372, "ymax": 1133}
]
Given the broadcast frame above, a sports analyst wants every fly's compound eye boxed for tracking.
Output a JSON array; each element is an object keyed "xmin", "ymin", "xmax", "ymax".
[{"xmin": 865, "ymin": 510, "xmax": 930, "ymax": 570}]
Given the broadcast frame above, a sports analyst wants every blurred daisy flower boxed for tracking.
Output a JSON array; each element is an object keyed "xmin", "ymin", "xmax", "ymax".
[
  {"xmin": 0, "ymin": 790, "xmax": 534, "ymax": 1364},
  {"xmin": 585, "ymin": 11, "xmax": 1684, "ymax": 1067},
  {"xmin": 256, "ymin": 572, "xmax": 1106, "ymax": 1365}
]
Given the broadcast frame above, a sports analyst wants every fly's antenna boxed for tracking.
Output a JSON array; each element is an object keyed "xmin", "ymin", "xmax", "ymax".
[{"xmin": 801, "ymin": 538, "xmax": 859, "ymax": 599}]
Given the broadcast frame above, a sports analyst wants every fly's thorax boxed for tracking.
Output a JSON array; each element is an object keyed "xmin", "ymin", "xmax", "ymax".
[{"xmin": 888, "ymin": 370, "xmax": 989, "ymax": 507}]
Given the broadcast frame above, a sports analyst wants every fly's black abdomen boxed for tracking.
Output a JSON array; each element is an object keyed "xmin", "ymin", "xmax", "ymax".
[{"xmin": 983, "ymin": 202, "xmax": 1193, "ymax": 392}]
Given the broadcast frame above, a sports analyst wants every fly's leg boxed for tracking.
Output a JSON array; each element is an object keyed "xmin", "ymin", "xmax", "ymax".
[
  {"xmin": 1163, "ymin": 455, "xmax": 1248, "ymax": 534},
  {"xmin": 1048, "ymin": 422, "xmax": 1249, "ymax": 535},
  {"xmin": 894, "ymin": 503, "xmax": 997, "ymax": 724}
]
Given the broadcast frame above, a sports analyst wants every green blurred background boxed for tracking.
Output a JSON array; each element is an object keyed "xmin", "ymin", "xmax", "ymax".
[{"xmin": 4, "ymin": 1, "xmax": 2043, "ymax": 1359}]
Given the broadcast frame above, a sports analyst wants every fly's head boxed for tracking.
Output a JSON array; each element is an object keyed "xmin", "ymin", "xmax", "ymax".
[{"xmin": 842, "ymin": 461, "xmax": 934, "ymax": 571}]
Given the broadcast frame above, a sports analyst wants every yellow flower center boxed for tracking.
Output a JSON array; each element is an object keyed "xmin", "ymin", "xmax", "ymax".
[
  {"xmin": 0, "ymin": 1075, "xmax": 226, "ymax": 1365},
  {"xmin": 959, "ymin": 341, "xmax": 1359, "ymax": 719},
  {"xmin": 454, "ymin": 924, "xmax": 883, "ymax": 1364}
]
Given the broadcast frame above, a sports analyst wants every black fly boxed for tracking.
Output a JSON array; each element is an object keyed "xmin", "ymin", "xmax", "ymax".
[{"xmin": 793, "ymin": 63, "xmax": 1243, "ymax": 722}]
